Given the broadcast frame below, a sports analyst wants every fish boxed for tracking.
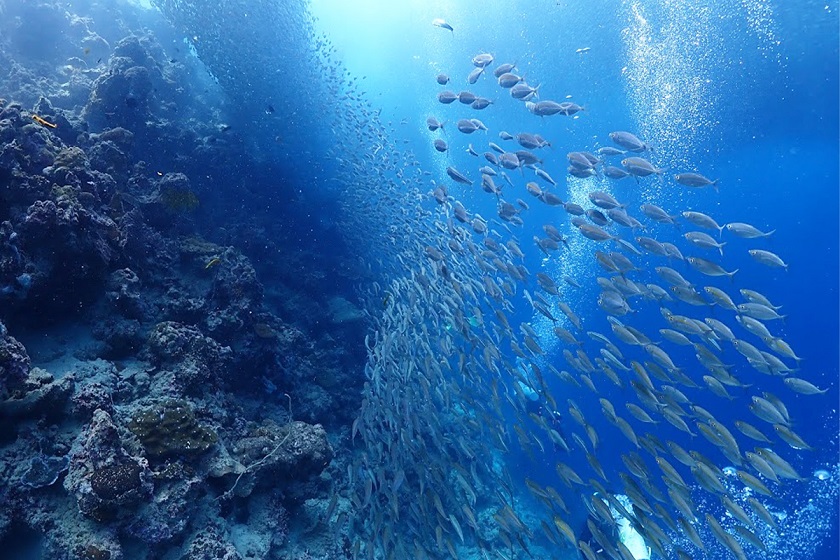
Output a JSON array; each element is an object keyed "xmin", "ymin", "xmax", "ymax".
[
  {"xmin": 783, "ymin": 377, "xmax": 828, "ymax": 395},
  {"xmin": 684, "ymin": 231, "xmax": 726, "ymax": 255},
  {"xmin": 756, "ymin": 447, "xmax": 804, "ymax": 480},
  {"xmin": 535, "ymin": 168, "xmax": 557, "ymax": 186},
  {"xmin": 641, "ymin": 204, "xmax": 678, "ymax": 225},
  {"xmin": 494, "ymin": 63, "xmax": 516, "ymax": 77},
  {"xmin": 674, "ymin": 172, "xmax": 719, "ymax": 189},
  {"xmin": 578, "ymin": 223, "xmax": 615, "ymax": 242},
  {"xmin": 747, "ymin": 497, "xmax": 779, "ymax": 530},
  {"xmin": 609, "ymin": 131, "xmax": 650, "ymax": 152},
  {"xmin": 436, "ymin": 73, "xmax": 450, "ymax": 85},
  {"xmin": 32, "ymin": 114, "xmax": 58, "ymax": 128},
  {"xmin": 437, "ymin": 90, "xmax": 457, "ymax": 104},
  {"xmin": 622, "ymin": 157, "xmax": 663, "ymax": 177},
  {"xmin": 682, "ymin": 211, "xmax": 724, "ymax": 237},
  {"xmin": 725, "ymin": 222, "xmax": 775, "ymax": 238},
  {"xmin": 734, "ymin": 420, "xmax": 773, "ymax": 443},
  {"xmin": 433, "ymin": 139, "xmax": 447, "ymax": 152},
  {"xmin": 511, "ymin": 83, "xmax": 540, "ymax": 100},
  {"xmin": 472, "ymin": 52, "xmax": 494, "ymax": 67},
  {"xmin": 532, "ymin": 100, "xmax": 574, "ymax": 116},
  {"xmin": 456, "ymin": 119, "xmax": 480, "ymax": 134},
  {"xmin": 736, "ymin": 470, "xmax": 774, "ymax": 497},
  {"xmin": 773, "ymin": 424, "xmax": 814, "ymax": 450},
  {"xmin": 467, "ymin": 67, "xmax": 485, "ymax": 84},
  {"xmin": 604, "ymin": 166, "xmax": 630, "ymax": 179},
  {"xmin": 498, "ymin": 72, "xmax": 523, "ymax": 88},
  {"xmin": 637, "ymin": 237, "xmax": 670, "ymax": 257},
  {"xmin": 705, "ymin": 513, "xmax": 747, "ymax": 560},
  {"xmin": 457, "ymin": 91, "xmax": 477, "ymax": 104},
  {"xmin": 446, "ymin": 166, "xmax": 472, "ymax": 185},
  {"xmin": 748, "ymin": 249, "xmax": 789, "ymax": 271},
  {"xmin": 749, "ymin": 396, "xmax": 789, "ymax": 425},
  {"xmin": 426, "ymin": 116, "xmax": 444, "ymax": 131},
  {"xmin": 687, "ymin": 257, "xmax": 738, "ymax": 279},
  {"xmin": 740, "ymin": 288, "xmax": 782, "ymax": 310},
  {"xmin": 432, "ymin": 18, "xmax": 454, "ymax": 33},
  {"xmin": 737, "ymin": 302, "xmax": 785, "ymax": 321}
]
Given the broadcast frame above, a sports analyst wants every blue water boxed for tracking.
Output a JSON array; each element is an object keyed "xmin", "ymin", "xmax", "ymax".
[{"xmin": 0, "ymin": 0, "xmax": 837, "ymax": 558}]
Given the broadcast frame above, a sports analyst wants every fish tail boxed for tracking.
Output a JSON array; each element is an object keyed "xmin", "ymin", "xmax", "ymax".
[
  {"xmin": 764, "ymin": 229, "xmax": 777, "ymax": 237},
  {"xmin": 728, "ymin": 269, "xmax": 739, "ymax": 283},
  {"xmin": 718, "ymin": 244, "xmax": 725, "ymax": 257}
]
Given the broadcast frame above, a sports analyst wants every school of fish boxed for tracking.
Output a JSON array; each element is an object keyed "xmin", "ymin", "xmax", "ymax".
[{"xmin": 330, "ymin": 42, "xmax": 825, "ymax": 560}]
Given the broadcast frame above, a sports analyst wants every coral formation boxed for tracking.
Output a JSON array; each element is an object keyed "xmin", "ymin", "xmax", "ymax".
[
  {"xmin": 0, "ymin": 2, "xmax": 365, "ymax": 558},
  {"xmin": 127, "ymin": 400, "xmax": 217, "ymax": 459}
]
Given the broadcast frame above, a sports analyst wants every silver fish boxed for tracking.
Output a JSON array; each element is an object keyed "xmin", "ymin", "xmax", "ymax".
[
  {"xmin": 622, "ymin": 157, "xmax": 662, "ymax": 177},
  {"xmin": 725, "ymin": 222, "xmax": 775, "ymax": 238},
  {"xmin": 682, "ymin": 211, "xmax": 724, "ymax": 236},
  {"xmin": 609, "ymin": 131, "xmax": 649, "ymax": 152},
  {"xmin": 674, "ymin": 172, "xmax": 718, "ymax": 189},
  {"xmin": 687, "ymin": 257, "xmax": 738, "ymax": 279},
  {"xmin": 749, "ymin": 249, "xmax": 789, "ymax": 271},
  {"xmin": 684, "ymin": 231, "xmax": 726, "ymax": 255}
]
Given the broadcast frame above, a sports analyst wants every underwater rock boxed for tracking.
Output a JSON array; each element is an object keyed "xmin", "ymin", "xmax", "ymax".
[
  {"xmin": 104, "ymin": 268, "xmax": 145, "ymax": 320},
  {"xmin": 0, "ymin": 104, "xmax": 63, "ymax": 176},
  {"xmin": 117, "ymin": 207, "xmax": 174, "ymax": 272},
  {"xmin": 43, "ymin": 144, "xmax": 117, "ymax": 203},
  {"xmin": 95, "ymin": 319, "xmax": 144, "ymax": 360},
  {"xmin": 16, "ymin": 171, "xmax": 122, "ymax": 313},
  {"xmin": 87, "ymin": 139, "xmax": 131, "ymax": 182},
  {"xmin": 124, "ymin": 460, "xmax": 199, "ymax": 545},
  {"xmin": 227, "ymin": 420, "xmax": 332, "ymax": 498},
  {"xmin": 0, "ymin": 320, "xmax": 31, "ymax": 399},
  {"xmin": 146, "ymin": 321, "xmax": 230, "ymax": 367},
  {"xmin": 146, "ymin": 321, "xmax": 207, "ymax": 364},
  {"xmin": 71, "ymin": 380, "xmax": 114, "ymax": 419},
  {"xmin": 0, "ymin": 367, "xmax": 73, "ymax": 420},
  {"xmin": 326, "ymin": 296, "xmax": 364, "ymax": 324},
  {"xmin": 20, "ymin": 454, "xmax": 70, "ymax": 489},
  {"xmin": 127, "ymin": 400, "xmax": 217, "ymax": 460},
  {"xmin": 145, "ymin": 321, "xmax": 233, "ymax": 395},
  {"xmin": 183, "ymin": 525, "xmax": 244, "ymax": 560},
  {"xmin": 82, "ymin": 36, "xmax": 161, "ymax": 131},
  {"xmin": 0, "ymin": 221, "xmax": 30, "ymax": 299},
  {"xmin": 65, "ymin": 409, "xmax": 152, "ymax": 522}
]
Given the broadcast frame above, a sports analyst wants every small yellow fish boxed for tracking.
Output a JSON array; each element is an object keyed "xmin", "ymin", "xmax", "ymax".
[
  {"xmin": 204, "ymin": 257, "xmax": 221, "ymax": 269},
  {"xmin": 32, "ymin": 114, "xmax": 57, "ymax": 129}
]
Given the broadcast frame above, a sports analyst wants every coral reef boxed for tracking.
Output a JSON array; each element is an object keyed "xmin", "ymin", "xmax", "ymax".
[
  {"xmin": 0, "ymin": 2, "xmax": 366, "ymax": 558},
  {"xmin": 127, "ymin": 400, "xmax": 217, "ymax": 459}
]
